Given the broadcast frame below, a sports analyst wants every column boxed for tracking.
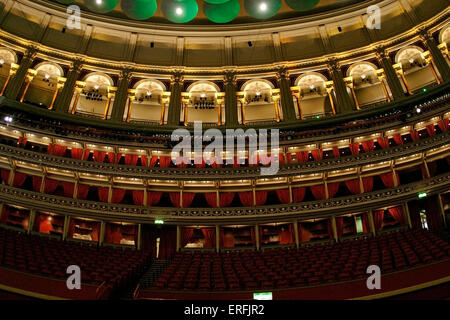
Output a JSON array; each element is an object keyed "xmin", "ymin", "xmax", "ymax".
[
  {"xmin": 436, "ymin": 194, "xmax": 447, "ymax": 228},
  {"xmin": 54, "ymin": 60, "xmax": 82, "ymax": 113},
  {"xmin": 368, "ymin": 209, "xmax": 376, "ymax": 236},
  {"xmin": 293, "ymin": 220, "xmax": 299, "ymax": 249},
  {"xmin": 344, "ymin": 77, "xmax": 360, "ymax": 110},
  {"xmin": 48, "ymin": 78, "xmax": 66, "ymax": 110},
  {"xmin": 327, "ymin": 60, "xmax": 356, "ymax": 113},
  {"xmin": 215, "ymin": 225, "xmax": 220, "ymax": 253},
  {"xmin": 103, "ymin": 89, "xmax": 114, "ymax": 120},
  {"xmin": 0, "ymin": 63, "xmax": 18, "ymax": 96},
  {"xmin": 0, "ymin": 203, "xmax": 3, "ymax": 222},
  {"xmin": 176, "ymin": 225, "xmax": 181, "ymax": 252},
  {"xmin": 224, "ymin": 72, "xmax": 238, "ymax": 126},
  {"xmin": 420, "ymin": 30, "xmax": 450, "ymax": 82},
  {"xmin": 19, "ymin": 69, "xmax": 36, "ymax": 102},
  {"xmin": 272, "ymin": 92, "xmax": 281, "ymax": 122},
  {"xmin": 126, "ymin": 95, "xmax": 135, "ymax": 122},
  {"xmin": 70, "ymin": 82, "xmax": 85, "ymax": 114},
  {"xmin": 276, "ymin": 69, "xmax": 296, "ymax": 121},
  {"xmin": 4, "ymin": 47, "xmax": 36, "ymax": 100},
  {"xmin": 402, "ymin": 202, "xmax": 412, "ymax": 229},
  {"xmin": 28, "ymin": 209, "xmax": 36, "ymax": 234},
  {"xmin": 167, "ymin": 72, "xmax": 184, "ymax": 126},
  {"xmin": 62, "ymin": 215, "xmax": 70, "ymax": 241},
  {"xmin": 255, "ymin": 224, "xmax": 260, "ymax": 250},
  {"xmin": 137, "ymin": 224, "xmax": 142, "ymax": 250},
  {"xmin": 375, "ymin": 69, "xmax": 392, "ymax": 102},
  {"xmin": 331, "ymin": 216, "xmax": 338, "ymax": 242},
  {"xmin": 99, "ymin": 221, "xmax": 105, "ymax": 245},
  {"xmin": 376, "ymin": 49, "xmax": 405, "ymax": 100},
  {"xmin": 110, "ymin": 70, "xmax": 132, "ymax": 122}
]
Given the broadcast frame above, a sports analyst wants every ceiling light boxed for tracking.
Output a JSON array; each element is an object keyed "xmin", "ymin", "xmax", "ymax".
[
  {"xmin": 0, "ymin": 59, "xmax": 4, "ymax": 65},
  {"xmin": 94, "ymin": 85, "xmax": 100, "ymax": 90},
  {"xmin": 361, "ymin": 74, "xmax": 366, "ymax": 79},
  {"xmin": 44, "ymin": 73, "xmax": 50, "ymax": 79},
  {"xmin": 175, "ymin": 7, "xmax": 183, "ymax": 15},
  {"xmin": 310, "ymin": 84, "xmax": 315, "ymax": 90},
  {"xmin": 200, "ymin": 92, "xmax": 206, "ymax": 98},
  {"xmin": 409, "ymin": 58, "xmax": 414, "ymax": 64},
  {"xmin": 259, "ymin": 2, "xmax": 268, "ymax": 11},
  {"xmin": 96, "ymin": 0, "xmax": 102, "ymax": 5}
]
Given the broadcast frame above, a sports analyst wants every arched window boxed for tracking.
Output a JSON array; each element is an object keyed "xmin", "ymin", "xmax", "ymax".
[
  {"xmin": 240, "ymin": 79, "xmax": 280, "ymax": 124},
  {"xmin": 127, "ymin": 79, "xmax": 168, "ymax": 124},
  {"xmin": 293, "ymin": 72, "xmax": 330, "ymax": 118}
]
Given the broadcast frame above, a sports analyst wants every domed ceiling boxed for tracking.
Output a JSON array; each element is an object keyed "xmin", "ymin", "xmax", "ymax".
[{"xmin": 51, "ymin": 0, "xmax": 365, "ymax": 24}]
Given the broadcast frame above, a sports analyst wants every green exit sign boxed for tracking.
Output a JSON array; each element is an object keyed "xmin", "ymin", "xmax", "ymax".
[
  {"xmin": 155, "ymin": 219, "xmax": 164, "ymax": 225},
  {"xmin": 418, "ymin": 192, "xmax": 427, "ymax": 199},
  {"xmin": 253, "ymin": 292, "xmax": 272, "ymax": 300}
]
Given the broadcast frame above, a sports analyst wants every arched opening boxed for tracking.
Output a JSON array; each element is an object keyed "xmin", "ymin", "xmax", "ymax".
[
  {"xmin": 72, "ymin": 72, "xmax": 114, "ymax": 118},
  {"xmin": 395, "ymin": 46, "xmax": 440, "ymax": 92},
  {"xmin": 240, "ymin": 79, "xmax": 280, "ymax": 124},
  {"xmin": 0, "ymin": 47, "xmax": 17, "ymax": 96},
  {"xmin": 347, "ymin": 62, "xmax": 390, "ymax": 107},
  {"xmin": 22, "ymin": 62, "xmax": 64, "ymax": 108},
  {"xmin": 294, "ymin": 72, "xmax": 331, "ymax": 119},
  {"xmin": 127, "ymin": 79, "xmax": 167, "ymax": 124},
  {"xmin": 181, "ymin": 81, "xmax": 224, "ymax": 125}
]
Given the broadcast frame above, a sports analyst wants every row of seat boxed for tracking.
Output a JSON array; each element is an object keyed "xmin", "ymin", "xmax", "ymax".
[{"xmin": 151, "ymin": 229, "xmax": 450, "ymax": 291}]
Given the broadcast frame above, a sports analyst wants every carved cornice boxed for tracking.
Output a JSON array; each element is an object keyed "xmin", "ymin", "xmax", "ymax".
[
  {"xmin": 0, "ymin": 132, "xmax": 448, "ymax": 181},
  {"xmin": 0, "ymin": 173, "xmax": 448, "ymax": 224}
]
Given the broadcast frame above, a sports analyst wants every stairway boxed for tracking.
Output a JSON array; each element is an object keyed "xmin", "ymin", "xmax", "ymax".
[{"xmin": 138, "ymin": 259, "xmax": 170, "ymax": 289}]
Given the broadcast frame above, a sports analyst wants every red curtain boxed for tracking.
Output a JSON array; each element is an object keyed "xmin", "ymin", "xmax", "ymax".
[
  {"xmin": 219, "ymin": 193, "xmax": 235, "ymax": 207},
  {"xmin": 194, "ymin": 157, "xmax": 206, "ymax": 168},
  {"xmin": 233, "ymin": 156, "xmax": 241, "ymax": 168},
  {"xmin": 209, "ymin": 157, "xmax": 222, "ymax": 168},
  {"xmin": 106, "ymin": 152, "xmax": 116, "ymax": 164},
  {"xmin": 327, "ymin": 183, "xmax": 340, "ymax": 198},
  {"xmin": 380, "ymin": 172, "xmax": 399, "ymax": 188},
  {"xmin": 426, "ymin": 124, "xmax": 436, "ymax": 137},
  {"xmin": 336, "ymin": 217, "xmax": 344, "ymax": 238},
  {"xmin": 159, "ymin": 156, "xmax": 171, "ymax": 168},
  {"xmin": 169, "ymin": 193, "xmax": 180, "ymax": 207},
  {"xmin": 62, "ymin": 182, "xmax": 75, "ymax": 198},
  {"xmin": 12, "ymin": 172, "xmax": 27, "ymax": 188},
  {"xmin": 105, "ymin": 223, "xmax": 122, "ymax": 244},
  {"xmin": 438, "ymin": 119, "xmax": 449, "ymax": 132},
  {"xmin": 276, "ymin": 189, "xmax": 290, "ymax": 204},
  {"xmin": 349, "ymin": 143, "xmax": 360, "ymax": 155},
  {"xmin": 311, "ymin": 149, "xmax": 323, "ymax": 161},
  {"xmin": 175, "ymin": 157, "xmax": 189, "ymax": 168},
  {"xmin": 393, "ymin": 134, "xmax": 403, "ymax": 145},
  {"xmin": 181, "ymin": 228, "xmax": 194, "ymax": 247},
  {"xmin": 182, "ymin": 193, "xmax": 195, "ymax": 208},
  {"xmin": 77, "ymin": 184, "xmax": 90, "ymax": 200},
  {"xmin": 389, "ymin": 206, "xmax": 405, "ymax": 225},
  {"xmin": 362, "ymin": 177, "xmax": 373, "ymax": 192},
  {"xmin": 373, "ymin": 210, "xmax": 384, "ymax": 231},
  {"xmin": 17, "ymin": 137, "xmax": 27, "ymax": 148},
  {"xmin": 205, "ymin": 193, "xmax": 217, "ymax": 208},
  {"xmin": 279, "ymin": 226, "xmax": 294, "ymax": 245},
  {"xmin": 362, "ymin": 140, "xmax": 375, "ymax": 153},
  {"xmin": 296, "ymin": 151, "xmax": 309, "ymax": 163},
  {"xmin": 410, "ymin": 130, "xmax": 420, "ymax": 142},
  {"xmin": 147, "ymin": 192, "xmax": 162, "ymax": 206},
  {"xmin": 141, "ymin": 225, "xmax": 157, "ymax": 258},
  {"xmin": 310, "ymin": 185, "xmax": 326, "ymax": 200},
  {"xmin": 48, "ymin": 144, "xmax": 67, "ymax": 157},
  {"xmin": 239, "ymin": 191, "xmax": 254, "ymax": 206},
  {"xmin": 255, "ymin": 191, "xmax": 267, "ymax": 206},
  {"xmin": 150, "ymin": 156, "xmax": 158, "ymax": 167},
  {"xmin": 93, "ymin": 151, "xmax": 106, "ymax": 163},
  {"xmin": 1, "ymin": 169, "xmax": 10, "ymax": 184},
  {"xmin": 159, "ymin": 227, "xmax": 177, "ymax": 260},
  {"xmin": 286, "ymin": 153, "xmax": 293, "ymax": 164},
  {"xmin": 362, "ymin": 213, "xmax": 370, "ymax": 233},
  {"xmin": 292, "ymin": 187, "xmax": 306, "ymax": 203},
  {"xmin": 345, "ymin": 179, "xmax": 361, "ymax": 194},
  {"xmin": 140, "ymin": 156, "xmax": 148, "ymax": 167},
  {"xmin": 125, "ymin": 154, "xmax": 139, "ymax": 166},
  {"xmin": 71, "ymin": 148, "xmax": 83, "ymax": 160},
  {"xmin": 202, "ymin": 228, "xmax": 216, "ymax": 248},
  {"xmin": 98, "ymin": 187, "xmax": 109, "ymax": 203},
  {"xmin": 132, "ymin": 190, "xmax": 145, "ymax": 206},
  {"xmin": 32, "ymin": 176, "xmax": 42, "ymax": 192},
  {"xmin": 377, "ymin": 137, "xmax": 390, "ymax": 149},
  {"xmin": 332, "ymin": 147, "xmax": 340, "ymax": 158},
  {"xmin": 82, "ymin": 150, "xmax": 91, "ymax": 161},
  {"xmin": 44, "ymin": 179, "xmax": 59, "ymax": 194}
]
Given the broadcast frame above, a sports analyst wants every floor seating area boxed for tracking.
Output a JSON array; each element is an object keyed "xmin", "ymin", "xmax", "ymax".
[
  {"xmin": 151, "ymin": 229, "xmax": 450, "ymax": 292},
  {"xmin": 0, "ymin": 227, "xmax": 151, "ymax": 296}
]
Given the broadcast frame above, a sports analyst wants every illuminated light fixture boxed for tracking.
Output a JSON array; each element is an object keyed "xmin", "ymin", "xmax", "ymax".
[
  {"xmin": 310, "ymin": 84, "xmax": 315, "ymax": 90},
  {"xmin": 418, "ymin": 192, "xmax": 427, "ymax": 199},
  {"xmin": 175, "ymin": 7, "xmax": 183, "ymax": 15},
  {"xmin": 255, "ymin": 91, "xmax": 261, "ymax": 96},
  {"xmin": 422, "ymin": 88, "xmax": 427, "ymax": 93},
  {"xmin": 155, "ymin": 219, "xmax": 164, "ymax": 224},
  {"xmin": 96, "ymin": 0, "xmax": 102, "ymax": 4},
  {"xmin": 146, "ymin": 90, "xmax": 152, "ymax": 96},
  {"xmin": 416, "ymin": 107, "xmax": 421, "ymax": 113},
  {"xmin": 254, "ymin": 292, "xmax": 272, "ymax": 300},
  {"xmin": 200, "ymin": 92, "xmax": 206, "ymax": 98},
  {"xmin": 0, "ymin": 59, "xmax": 4, "ymax": 65},
  {"xmin": 361, "ymin": 74, "xmax": 366, "ymax": 79},
  {"xmin": 94, "ymin": 84, "xmax": 100, "ymax": 90},
  {"xmin": 3, "ymin": 116, "xmax": 13, "ymax": 123},
  {"xmin": 409, "ymin": 58, "xmax": 414, "ymax": 64},
  {"xmin": 45, "ymin": 73, "xmax": 50, "ymax": 79},
  {"xmin": 259, "ymin": 2, "xmax": 268, "ymax": 11}
]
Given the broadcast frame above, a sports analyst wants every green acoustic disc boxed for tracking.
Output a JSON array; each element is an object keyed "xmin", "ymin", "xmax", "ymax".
[
  {"xmin": 161, "ymin": 0, "xmax": 199, "ymax": 23},
  {"xmin": 121, "ymin": 0, "xmax": 157, "ymax": 20},
  {"xmin": 85, "ymin": 0, "xmax": 118, "ymax": 14},
  {"xmin": 204, "ymin": 0, "xmax": 240, "ymax": 24},
  {"xmin": 244, "ymin": 0, "xmax": 281, "ymax": 20},
  {"xmin": 285, "ymin": 0, "xmax": 320, "ymax": 11},
  {"xmin": 56, "ymin": 0, "xmax": 75, "ymax": 4}
]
